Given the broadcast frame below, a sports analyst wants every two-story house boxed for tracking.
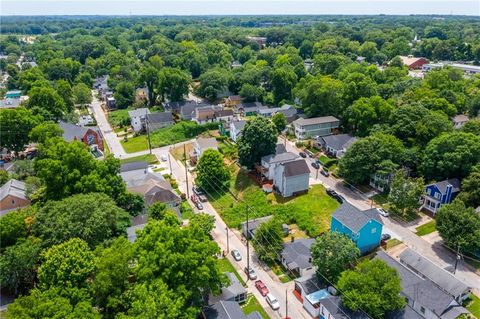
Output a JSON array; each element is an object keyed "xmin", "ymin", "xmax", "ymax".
[
  {"xmin": 273, "ymin": 159, "xmax": 310, "ymax": 197},
  {"xmin": 261, "ymin": 151, "xmax": 300, "ymax": 180},
  {"xmin": 128, "ymin": 108, "xmax": 150, "ymax": 132},
  {"xmin": 421, "ymin": 179, "xmax": 460, "ymax": 215},
  {"xmin": 146, "ymin": 112, "xmax": 174, "ymax": 131},
  {"xmin": 191, "ymin": 137, "xmax": 219, "ymax": 163},
  {"xmin": 292, "ymin": 116, "xmax": 340, "ymax": 140},
  {"xmin": 230, "ymin": 120, "xmax": 247, "ymax": 143},
  {"xmin": 330, "ymin": 203, "xmax": 383, "ymax": 254}
]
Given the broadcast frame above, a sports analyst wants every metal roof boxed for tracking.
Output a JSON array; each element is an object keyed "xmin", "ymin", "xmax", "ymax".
[
  {"xmin": 0, "ymin": 179, "xmax": 27, "ymax": 201},
  {"xmin": 293, "ymin": 116, "xmax": 339, "ymax": 126}
]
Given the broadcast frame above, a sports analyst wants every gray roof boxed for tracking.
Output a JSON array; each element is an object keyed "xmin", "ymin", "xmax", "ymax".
[
  {"xmin": 147, "ymin": 111, "xmax": 173, "ymax": 124},
  {"xmin": 282, "ymin": 159, "xmax": 310, "ymax": 177},
  {"xmin": 332, "ymin": 203, "xmax": 383, "ymax": 233},
  {"xmin": 428, "ymin": 178, "xmax": 460, "ymax": 194},
  {"xmin": 294, "ymin": 272, "xmax": 323, "ymax": 296},
  {"xmin": 258, "ymin": 104, "xmax": 297, "ymax": 118},
  {"xmin": 399, "ymin": 248, "xmax": 470, "ymax": 298},
  {"xmin": 204, "ymin": 301, "xmax": 260, "ymax": 319},
  {"xmin": 120, "ymin": 161, "xmax": 149, "ymax": 173},
  {"xmin": 321, "ymin": 296, "xmax": 370, "ymax": 319},
  {"xmin": 281, "ymin": 238, "xmax": 315, "ymax": 270},
  {"xmin": 235, "ymin": 102, "xmax": 267, "ymax": 112},
  {"xmin": 127, "ymin": 224, "xmax": 146, "ymax": 242},
  {"xmin": 262, "ymin": 151, "xmax": 299, "ymax": 165},
  {"xmin": 215, "ymin": 109, "xmax": 234, "ymax": 118},
  {"xmin": 59, "ymin": 122, "xmax": 101, "ymax": 142},
  {"xmin": 241, "ymin": 215, "xmax": 273, "ymax": 234},
  {"xmin": 0, "ymin": 98, "xmax": 22, "ymax": 109},
  {"xmin": 293, "ymin": 116, "xmax": 340, "ymax": 126},
  {"xmin": 375, "ymin": 251, "xmax": 461, "ymax": 317},
  {"xmin": 128, "ymin": 108, "xmax": 150, "ymax": 119},
  {"xmin": 196, "ymin": 137, "xmax": 218, "ymax": 150},
  {"xmin": 0, "ymin": 179, "xmax": 27, "ymax": 201},
  {"xmin": 231, "ymin": 120, "xmax": 247, "ymax": 131},
  {"xmin": 275, "ymin": 143, "xmax": 286, "ymax": 154},
  {"xmin": 319, "ymin": 134, "xmax": 357, "ymax": 151},
  {"xmin": 180, "ymin": 101, "xmax": 211, "ymax": 117},
  {"xmin": 209, "ymin": 272, "xmax": 247, "ymax": 304}
]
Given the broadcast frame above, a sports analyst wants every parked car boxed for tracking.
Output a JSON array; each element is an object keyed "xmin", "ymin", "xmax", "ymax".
[
  {"xmin": 320, "ymin": 169, "xmax": 329, "ymax": 177},
  {"xmin": 195, "ymin": 202, "xmax": 203, "ymax": 210},
  {"xmin": 377, "ymin": 208, "xmax": 389, "ymax": 217},
  {"xmin": 305, "ymin": 150, "xmax": 314, "ymax": 158},
  {"xmin": 311, "ymin": 162, "xmax": 320, "ymax": 169},
  {"xmin": 299, "ymin": 152, "xmax": 307, "ymax": 158},
  {"xmin": 192, "ymin": 186, "xmax": 205, "ymax": 196},
  {"xmin": 244, "ymin": 267, "xmax": 257, "ymax": 280},
  {"xmin": 190, "ymin": 194, "xmax": 198, "ymax": 203},
  {"xmin": 335, "ymin": 194, "xmax": 345, "ymax": 203},
  {"xmin": 255, "ymin": 280, "xmax": 269, "ymax": 296},
  {"xmin": 266, "ymin": 293, "xmax": 280, "ymax": 310},
  {"xmin": 231, "ymin": 249, "xmax": 242, "ymax": 261},
  {"xmin": 326, "ymin": 188, "xmax": 338, "ymax": 197},
  {"xmin": 160, "ymin": 154, "xmax": 168, "ymax": 162},
  {"xmin": 381, "ymin": 233, "xmax": 391, "ymax": 241}
]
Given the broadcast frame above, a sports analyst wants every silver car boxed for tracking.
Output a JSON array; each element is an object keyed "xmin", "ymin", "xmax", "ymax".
[
  {"xmin": 231, "ymin": 249, "xmax": 242, "ymax": 261},
  {"xmin": 266, "ymin": 293, "xmax": 280, "ymax": 310}
]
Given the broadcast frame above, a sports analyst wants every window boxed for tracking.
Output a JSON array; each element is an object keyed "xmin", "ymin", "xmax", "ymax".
[
  {"xmin": 371, "ymin": 228, "xmax": 377, "ymax": 234},
  {"xmin": 420, "ymin": 306, "xmax": 425, "ymax": 314},
  {"xmin": 426, "ymin": 189, "xmax": 431, "ymax": 195},
  {"xmin": 11, "ymin": 199, "xmax": 15, "ymax": 204},
  {"xmin": 435, "ymin": 192, "xmax": 441, "ymax": 199}
]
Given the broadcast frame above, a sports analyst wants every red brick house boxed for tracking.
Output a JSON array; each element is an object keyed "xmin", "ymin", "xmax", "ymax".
[
  {"xmin": 59, "ymin": 122, "xmax": 104, "ymax": 151},
  {"xmin": 398, "ymin": 56, "xmax": 430, "ymax": 70}
]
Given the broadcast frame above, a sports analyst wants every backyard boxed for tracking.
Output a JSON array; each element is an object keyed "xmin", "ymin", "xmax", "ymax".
[{"xmin": 207, "ymin": 164, "xmax": 340, "ymax": 237}]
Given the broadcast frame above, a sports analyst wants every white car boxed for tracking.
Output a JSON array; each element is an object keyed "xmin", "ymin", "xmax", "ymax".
[
  {"xmin": 160, "ymin": 154, "xmax": 168, "ymax": 162},
  {"xmin": 231, "ymin": 249, "xmax": 242, "ymax": 261},
  {"xmin": 377, "ymin": 208, "xmax": 389, "ymax": 217},
  {"xmin": 266, "ymin": 293, "xmax": 280, "ymax": 310}
]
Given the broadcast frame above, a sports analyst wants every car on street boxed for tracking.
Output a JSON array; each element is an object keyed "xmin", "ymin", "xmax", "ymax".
[
  {"xmin": 193, "ymin": 186, "xmax": 208, "ymax": 202},
  {"xmin": 244, "ymin": 267, "xmax": 257, "ymax": 280},
  {"xmin": 255, "ymin": 280, "xmax": 269, "ymax": 296},
  {"xmin": 326, "ymin": 188, "xmax": 338, "ymax": 197},
  {"xmin": 381, "ymin": 233, "xmax": 392, "ymax": 241},
  {"xmin": 160, "ymin": 155, "xmax": 168, "ymax": 162},
  {"xmin": 266, "ymin": 293, "xmax": 280, "ymax": 310},
  {"xmin": 195, "ymin": 202, "xmax": 203, "ymax": 210},
  {"xmin": 320, "ymin": 169, "xmax": 329, "ymax": 177},
  {"xmin": 336, "ymin": 194, "xmax": 345, "ymax": 203},
  {"xmin": 305, "ymin": 150, "xmax": 314, "ymax": 158},
  {"xmin": 377, "ymin": 208, "xmax": 389, "ymax": 217},
  {"xmin": 299, "ymin": 152, "xmax": 307, "ymax": 158},
  {"xmin": 190, "ymin": 194, "xmax": 198, "ymax": 203},
  {"xmin": 311, "ymin": 162, "xmax": 320, "ymax": 169},
  {"xmin": 231, "ymin": 249, "xmax": 242, "ymax": 261}
]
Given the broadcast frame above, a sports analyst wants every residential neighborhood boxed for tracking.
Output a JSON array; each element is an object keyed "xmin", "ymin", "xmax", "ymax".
[{"xmin": 1, "ymin": 9, "xmax": 480, "ymax": 319}]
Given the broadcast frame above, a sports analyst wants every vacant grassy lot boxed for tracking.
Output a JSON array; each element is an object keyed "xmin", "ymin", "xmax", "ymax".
[
  {"xmin": 415, "ymin": 220, "xmax": 436, "ymax": 236},
  {"xmin": 108, "ymin": 109, "xmax": 130, "ymax": 128},
  {"xmin": 208, "ymin": 165, "xmax": 339, "ymax": 236},
  {"xmin": 120, "ymin": 135, "xmax": 149, "ymax": 153},
  {"xmin": 150, "ymin": 121, "xmax": 218, "ymax": 147},
  {"xmin": 170, "ymin": 142, "xmax": 193, "ymax": 162},
  {"xmin": 385, "ymin": 238, "xmax": 403, "ymax": 250},
  {"xmin": 120, "ymin": 154, "xmax": 158, "ymax": 164}
]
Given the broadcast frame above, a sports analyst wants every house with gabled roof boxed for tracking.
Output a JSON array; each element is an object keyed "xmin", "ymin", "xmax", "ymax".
[
  {"xmin": 208, "ymin": 272, "xmax": 247, "ymax": 305},
  {"xmin": 330, "ymin": 203, "xmax": 383, "ymax": 254},
  {"xmin": 317, "ymin": 134, "xmax": 357, "ymax": 158},
  {"xmin": 128, "ymin": 108, "xmax": 150, "ymax": 132},
  {"xmin": 146, "ymin": 112, "xmax": 174, "ymax": 131},
  {"xmin": 202, "ymin": 300, "xmax": 262, "ymax": 319},
  {"xmin": 59, "ymin": 121, "xmax": 104, "ymax": 152},
  {"xmin": 281, "ymin": 238, "xmax": 315, "ymax": 277},
  {"xmin": 0, "ymin": 179, "xmax": 30, "ymax": 216},
  {"xmin": 230, "ymin": 120, "xmax": 247, "ymax": 143},
  {"xmin": 273, "ymin": 159, "xmax": 310, "ymax": 197},
  {"xmin": 292, "ymin": 116, "xmax": 340, "ymax": 140},
  {"xmin": 421, "ymin": 179, "xmax": 460, "ymax": 215}
]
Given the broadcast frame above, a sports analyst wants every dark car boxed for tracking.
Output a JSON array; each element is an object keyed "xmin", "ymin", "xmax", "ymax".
[
  {"xmin": 192, "ymin": 186, "xmax": 205, "ymax": 196},
  {"xmin": 320, "ymin": 169, "xmax": 329, "ymax": 177},
  {"xmin": 326, "ymin": 188, "xmax": 337, "ymax": 197},
  {"xmin": 299, "ymin": 152, "xmax": 307, "ymax": 158},
  {"xmin": 311, "ymin": 162, "xmax": 320, "ymax": 169},
  {"xmin": 335, "ymin": 194, "xmax": 345, "ymax": 203},
  {"xmin": 305, "ymin": 150, "xmax": 314, "ymax": 158},
  {"xmin": 381, "ymin": 233, "xmax": 392, "ymax": 241}
]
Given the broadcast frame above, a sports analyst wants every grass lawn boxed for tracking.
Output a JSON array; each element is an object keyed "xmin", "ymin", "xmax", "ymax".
[
  {"xmin": 170, "ymin": 143, "xmax": 193, "ymax": 162},
  {"xmin": 121, "ymin": 135, "xmax": 149, "ymax": 153},
  {"xmin": 150, "ymin": 121, "xmax": 219, "ymax": 147},
  {"xmin": 271, "ymin": 264, "xmax": 294, "ymax": 283},
  {"xmin": 282, "ymin": 224, "xmax": 308, "ymax": 243},
  {"xmin": 318, "ymin": 155, "xmax": 337, "ymax": 167},
  {"xmin": 208, "ymin": 165, "xmax": 339, "ymax": 236},
  {"xmin": 371, "ymin": 193, "xmax": 389, "ymax": 205},
  {"xmin": 108, "ymin": 109, "xmax": 130, "ymax": 128},
  {"xmin": 415, "ymin": 220, "xmax": 437, "ymax": 236},
  {"xmin": 120, "ymin": 154, "xmax": 158, "ymax": 164},
  {"xmin": 385, "ymin": 238, "xmax": 403, "ymax": 250},
  {"xmin": 464, "ymin": 294, "xmax": 480, "ymax": 318},
  {"xmin": 180, "ymin": 201, "xmax": 194, "ymax": 220},
  {"xmin": 242, "ymin": 295, "xmax": 271, "ymax": 319},
  {"xmin": 215, "ymin": 257, "xmax": 246, "ymax": 286}
]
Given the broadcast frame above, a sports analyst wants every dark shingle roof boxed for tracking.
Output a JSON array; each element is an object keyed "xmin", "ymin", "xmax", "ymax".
[
  {"xmin": 281, "ymin": 238, "xmax": 315, "ymax": 270},
  {"xmin": 282, "ymin": 159, "xmax": 310, "ymax": 177},
  {"xmin": 320, "ymin": 134, "xmax": 357, "ymax": 151},
  {"xmin": 59, "ymin": 121, "xmax": 100, "ymax": 142},
  {"xmin": 203, "ymin": 301, "xmax": 257, "ymax": 319},
  {"xmin": 231, "ymin": 120, "xmax": 246, "ymax": 131},
  {"xmin": 120, "ymin": 161, "xmax": 149, "ymax": 172},
  {"xmin": 321, "ymin": 296, "xmax": 370, "ymax": 319},
  {"xmin": 428, "ymin": 179, "xmax": 460, "ymax": 194},
  {"xmin": 332, "ymin": 203, "xmax": 382, "ymax": 232},
  {"xmin": 147, "ymin": 111, "xmax": 173, "ymax": 124},
  {"xmin": 215, "ymin": 109, "xmax": 234, "ymax": 117}
]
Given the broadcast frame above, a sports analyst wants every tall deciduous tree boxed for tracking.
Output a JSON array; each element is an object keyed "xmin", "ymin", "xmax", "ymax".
[
  {"xmin": 158, "ymin": 67, "xmax": 190, "ymax": 102},
  {"xmin": 140, "ymin": 66, "xmax": 160, "ymax": 106},
  {"xmin": 196, "ymin": 149, "xmax": 230, "ymax": 192},
  {"xmin": 270, "ymin": 66, "xmax": 297, "ymax": 105},
  {"xmin": 27, "ymin": 86, "xmax": 67, "ymax": 120},
  {"xmin": 237, "ymin": 117, "xmax": 277, "ymax": 168},
  {"xmin": 388, "ymin": 170, "xmax": 424, "ymax": 217},
  {"xmin": 272, "ymin": 112, "xmax": 287, "ymax": 133},
  {"xmin": 311, "ymin": 232, "xmax": 360, "ymax": 283},
  {"xmin": 343, "ymin": 96, "xmax": 394, "ymax": 137},
  {"xmin": 33, "ymin": 193, "xmax": 130, "ymax": 248},
  {"xmin": 337, "ymin": 259, "xmax": 405, "ymax": 319},
  {"xmin": 114, "ymin": 81, "xmax": 135, "ymax": 109},
  {"xmin": 436, "ymin": 199, "xmax": 480, "ymax": 254},
  {"xmin": 38, "ymin": 238, "xmax": 95, "ymax": 289},
  {"xmin": 72, "ymin": 83, "xmax": 92, "ymax": 105},
  {"xmin": 0, "ymin": 107, "xmax": 41, "ymax": 152},
  {"xmin": 252, "ymin": 220, "xmax": 284, "ymax": 264},
  {"xmin": 457, "ymin": 164, "xmax": 480, "ymax": 208},
  {"xmin": 29, "ymin": 122, "xmax": 63, "ymax": 144}
]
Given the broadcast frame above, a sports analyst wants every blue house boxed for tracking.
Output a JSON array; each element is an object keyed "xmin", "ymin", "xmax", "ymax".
[
  {"xmin": 421, "ymin": 178, "xmax": 460, "ymax": 215},
  {"xmin": 330, "ymin": 203, "xmax": 383, "ymax": 254}
]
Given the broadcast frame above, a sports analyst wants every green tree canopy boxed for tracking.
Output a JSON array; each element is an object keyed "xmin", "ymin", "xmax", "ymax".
[
  {"xmin": 196, "ymin": 149, "xmax": 230, "ymax": 192},
  {"xmin": 158, "ymin": 67, "xmax": 190, "ymax": 102},
  {"xmin": 270, "ymin": 66, "xmax": 297, "ymax": 104},
  {"xmin": 337, "ymin": 259, "xmax": 405, "ymax": 319},
  {"xmin": 38, "ymin": 238, "xmax": 95, "ymax": 290},
  {"xmin": 272, "ymin": 112, "xmax": 287, "ymax": 133},
  {"xmin": 29, "ymin": 122, "xmax": 63, "ymax": 144},
  {"xmin": 27, "ymin": 86, "xmax": 67, "ymax": 121},
  {"xmin": 457, "ymin": 164, "xmax": 480, "ymax": 208},
  {"xmin": 33, "ymin": 193, "xmax": 130, "ymax": 248},
  {"xmin": 196, "ymin": 68, "xmax": 232, "ymax": 101},
  {"xmin": 436, "ymin": 199, "xmax": 480, "ymax": 254},
  {"xmin": 114, "ymin": 81, "xmax": 135, "ymax": 109},
  {"xmin": 72, "ymin": 82, "xmax": 92, "ymax": 105},
  {"xmin": 252, "ymin": 219, "xmax": 284, "ymax": 264},
  {"xmin": 237, "ymin": 117, "xmax": 277, "ymax": 168},
  {"xmin": 0, "ymin": 207, "xmax": 34, "ymax": 249},
  {"xmin": 343, "ymin": 96, "xmax": 394, "ymax": 137},
  {"xmin": 311, "ymin": 232, "xmax": 360, "ymax": 283},
  {"xmin": 388, "ymin": 170, "xmax": 424, "ymax": 217},
  {"xmin": 0, "ymin": 107, "xmax": 41, "ymax": 152}
]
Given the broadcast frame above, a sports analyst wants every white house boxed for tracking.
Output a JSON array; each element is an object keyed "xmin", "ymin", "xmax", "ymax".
[
  {"xmin": 128, "ymin": 108, "xmax": 150, "ymax": 132},
  {"xmin": 192, "ymin": 137, "xmax": 218, "ymax": 163},
  {"xmin": 317, "ymin": 134, "xmax": 357, "ymax": 158},
  {"xmin": 280, "ymin": 238, "xmax": 315, "ymax": 277},
  {"xmin": 230, "ymin": 120, "xmax": 247, "ymax": 143},
  {"xmin": 292, "ymin": 116, "xmax": 340, "ymax": 140},
  {"xmin": 273, "ymin": 159, "xmax": 310, "ymax": 197},
  {"xmin": 261, "ymin": 151, "xmax": 299, "ymax": 180}
]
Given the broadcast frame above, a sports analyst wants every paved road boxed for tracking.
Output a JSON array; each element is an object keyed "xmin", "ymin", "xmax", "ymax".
[
  {"xmin": 283, "ymin": 139, "xmax": 480, "ymax": 293},
  {"xmin": 89, "ymin": 91, "xmax": 127, "ymax": 158}
]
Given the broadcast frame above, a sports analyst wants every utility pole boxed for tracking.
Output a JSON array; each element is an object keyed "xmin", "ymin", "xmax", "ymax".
[
  {"xmin": 284, "ymin": 133, "xmax": 287, "ymax": 147},
  {"xmin": 145, "ymin": 109, "xmax": 152, "ymax": 155},
  {"xmin": 246, "ymin": 207, "xmax": 250, "ymax": 277},
  {"xmin": 315, "ymin": 167, "xmax": 319, "ymax": 179},
  {"xmin": 285, "ymin": 288, "xmax": 289, "ymax": 319},
  {"xmin": 168, "ymin": 149, "xmax": 173, "ymax": 173},
  {"xmin": 226, "ymin": 227, "xmax": 230, "ymax": 253},
  {"xmin": 184, "ymin": 143, "xmax": 189, "ymax": 198},
  {"xmin": 454, "ymin": 245, "xmax": 461, "ymax": 274}
]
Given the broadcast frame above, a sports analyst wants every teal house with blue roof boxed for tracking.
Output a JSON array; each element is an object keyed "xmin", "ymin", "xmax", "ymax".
[{"xmin": 330, "ymin": 203, "xmax": 383, "ymax": 254}]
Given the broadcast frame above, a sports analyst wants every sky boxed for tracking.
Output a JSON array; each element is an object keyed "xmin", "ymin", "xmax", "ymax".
[{"xmin": 1, "ymin": 0, "xmax": 479, "ymax": 16}]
